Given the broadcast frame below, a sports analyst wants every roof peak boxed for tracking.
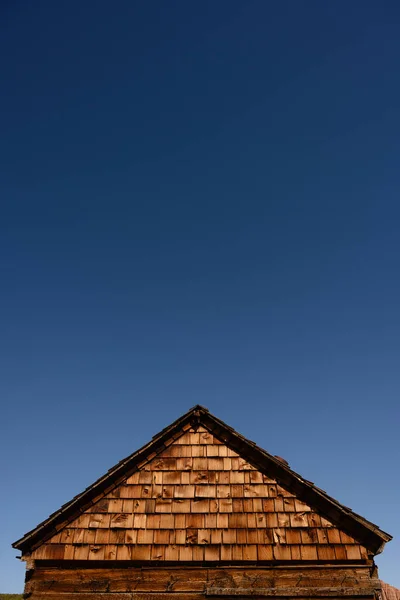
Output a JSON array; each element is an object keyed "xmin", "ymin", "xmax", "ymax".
[{"xmin": 188, "ymin": 404, "xmax": 209, "ymax": 412}]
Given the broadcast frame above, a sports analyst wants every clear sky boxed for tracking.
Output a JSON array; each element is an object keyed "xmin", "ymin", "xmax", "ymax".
[{"xmin": 1, "ymin": 0, "xmax": 399, "ymax": 592}]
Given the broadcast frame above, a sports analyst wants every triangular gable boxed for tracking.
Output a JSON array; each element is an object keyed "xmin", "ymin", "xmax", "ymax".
[
  {"xmin": 13, "ymin": 406, "xmax": 391, "ymax": 557},
  {"xmin": 28, "ymin": 426, "xmax": 370, "ymax": 562}
]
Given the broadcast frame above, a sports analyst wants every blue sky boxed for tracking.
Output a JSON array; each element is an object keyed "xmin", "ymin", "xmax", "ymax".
[{"xmin": 1, "ymin": 0, "xmax": 399, "ymax": 592}]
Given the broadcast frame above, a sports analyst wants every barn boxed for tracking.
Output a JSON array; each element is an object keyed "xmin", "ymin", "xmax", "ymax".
[{"xmin": 13, "ymin": 405, "xmax": 392, "ymax": 600}]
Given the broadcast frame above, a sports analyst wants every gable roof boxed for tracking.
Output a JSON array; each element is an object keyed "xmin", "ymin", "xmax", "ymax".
[{"xmin": 13, "ymin": 405, "xmax": 392, "ymax": 555}]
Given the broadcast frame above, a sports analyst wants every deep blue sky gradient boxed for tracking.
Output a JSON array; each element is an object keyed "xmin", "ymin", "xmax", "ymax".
[{"xmin": 1, "ymin": 1, "xmax": 400, "ymax": 591}]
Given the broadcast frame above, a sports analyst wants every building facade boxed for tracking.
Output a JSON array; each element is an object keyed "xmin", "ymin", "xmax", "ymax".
[{"xmin": 13, "ymin": 405, "xmax": 391, "ymax": 599}]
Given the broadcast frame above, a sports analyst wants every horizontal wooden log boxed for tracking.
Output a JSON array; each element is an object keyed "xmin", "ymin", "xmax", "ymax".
[
  {"xmin": 206, "ymin": 589, "xmax": 377, "ymax": 597},
  {"xmin": 25, "ymin": 595, "xmax": 377, "ymax": 600},
  {"xmin": 29, "ymin": 566, "xmax": 375, "ymax": 595},
  {"xmin": 26, "ymin": 595, "xmax": 202, "ymax": 600}
]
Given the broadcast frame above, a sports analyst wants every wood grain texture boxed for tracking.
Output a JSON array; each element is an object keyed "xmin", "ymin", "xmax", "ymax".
[{"xmin": 25, "ymin": 565, "xmax": 379, "ymax": 599}]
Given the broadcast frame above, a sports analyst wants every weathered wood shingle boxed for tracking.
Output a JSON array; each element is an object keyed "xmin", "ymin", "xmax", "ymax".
[{"xmin": 18, "ymin": 418, "xmax": 386, "ymax": 562}]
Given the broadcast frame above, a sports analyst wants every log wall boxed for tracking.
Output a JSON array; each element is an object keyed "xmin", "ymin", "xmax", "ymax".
[{"xmin": 25, "ymin": 564, "xmax": 381, "ymax": 600}]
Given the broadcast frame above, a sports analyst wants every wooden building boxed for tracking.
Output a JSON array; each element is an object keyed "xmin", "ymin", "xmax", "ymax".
[{"xmin": 13, "ymin": 405, "xmax": 392, "ymax": 600}]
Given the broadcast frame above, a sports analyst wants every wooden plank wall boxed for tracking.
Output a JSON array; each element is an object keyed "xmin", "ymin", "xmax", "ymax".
[
  {"xmin": 25, "ymin": 565, "xmax": 380, "ymax": 599},
  {"xmin": 29, "ymin": 426, "xmax": 369, "ymax": 562}
]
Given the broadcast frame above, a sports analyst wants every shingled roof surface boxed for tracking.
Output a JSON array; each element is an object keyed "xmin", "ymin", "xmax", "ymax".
[{"xmin": 13, "ymin": 405, "xmax": 392, "ymax": 555}]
